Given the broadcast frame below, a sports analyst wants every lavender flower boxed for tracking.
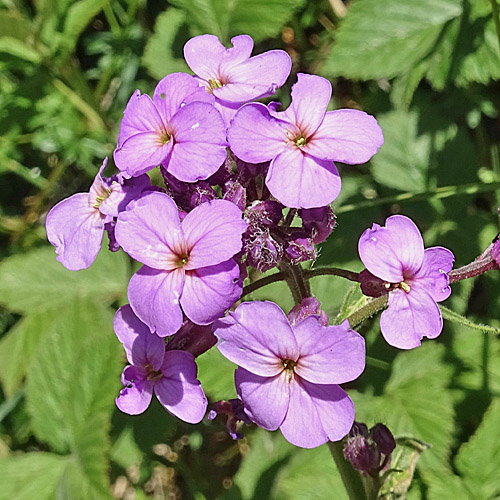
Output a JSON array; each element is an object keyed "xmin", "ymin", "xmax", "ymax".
[
  {"xmin": 213, "ymin": 301, "xmax": 365, "ymax": 448},
  {"xmin": 358, "ymin": 215, "xmax": 455, "ymax": 349},
  {"xmin": 114, "ymin": 305, "xmax": 207, "ymax": 422},
  {"xmin": 115, "ymin": 192, "xmax": 247, "ymax": 337},
  {"xmin": 184, "ymin": 34, "xmax": 291, "ymax": 126},
  {"xmin": 45, "ymin": 158, "xmax": 149, "ymax": 270},
  {"xmin": 228, "ymin": 73, "xmax": 384, "ymax": 208},
  {"xmin": 114, "ymin": 73, "xmax": 227, "ymax": 181}
]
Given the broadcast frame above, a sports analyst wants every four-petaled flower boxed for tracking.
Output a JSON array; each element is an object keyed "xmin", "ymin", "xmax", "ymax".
[
  {"xmin": 115, "ymin": 192, "xmax": 247, "ymax": 337},
  {"xmin": 213, "ymin": 301, "xmax": 365, "ymax": 448},
  {"xmin": 228, "ymin": 73, "xmax": 384, "ymax": 208},
  {"xmin": 114, "ymin": 305, "xmax": 207, "ymax": 422},
  {"xmin": 358, "ymin": 215, "xmax": 454, "ymax": 349}
]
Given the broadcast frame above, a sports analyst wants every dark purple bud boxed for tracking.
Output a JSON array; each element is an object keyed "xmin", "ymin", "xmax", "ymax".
[
  {"xmin": 288, "ymin": 297, "xmax": 328, "ymax": 326},
  {"xmin": 223, "ymin": 179, "xmax": 247, "ymax": 211},
  {"xmin": 160, "ymin": 167, "xmax": 192, "ymax": 211},
  {"xmin": 359, "ymin": 269, "xmax": 392, "ymax": 298},
  {"xmin": 166, "ymin": 320, "xmax": 216, "ymax": 357},
  {"xmin": 189, "ymin": 182, "xmax": 217, "ymax": 208},
  {"xmin": 344, "ymin": 423, "xmax": 380, "ymax": 473},
  {"xmin": 206, "ymin": 156, "xmax": 233, "ymax": 186},
  {"xmin": 245, "ymin": 229, "xmax": 283, "ymax": 272},
  {"xmin": 286, "ymin": 237, "xmax": 316, "ymax": 264},
  {"xmin": 245, "ymin": 200, "xmax": 283, "ymax": 229},
  {"xmin": 104, "ymin": 220, "xmax": 120, "ymax": 252},
  {"xmin": 234, "ymin": 157, "xmax": 269, "ymax": 184},
  {"xmin": 208, "ymin": 399, "xmax": 251, "ymax": 440},
  {"xmin": 370, "ymin": 423, "xmax": 396, "ymax": 456},
  {"xmin": 492, "ymin": 237, "xmax": 500, "ymax": 266},
  {"xmin": 300, "ymin": 206, "xmax": 336, "ymax": 244}
]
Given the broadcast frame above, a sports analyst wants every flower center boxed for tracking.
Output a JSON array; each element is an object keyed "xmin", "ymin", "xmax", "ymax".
[
  {"xmin": 282, "ymin": 359, "xmax": 297, "ymax": 382},
  {"xmin": 144, "ymin": 363, "xmax": 163, "ymax": 382},
  {"xmin": 93, "ymin": 186, "xmax": 112, "ymax": 209},
  {"xmin": 398, "ymin": 281, "xmax": 411, "ymax": 293},
  {"xmin": 158, "ymin": 132, "xmax": 171, "ymax": 145},
  {"xmin": 176, "ymin": 253, "xmax": 190, "ymax": 268},
  {"xmin": 208, "ymin": 78, "xmax": 224, "ymax": 89},
  {"xmin": 294, "ymin": 135, "xmax": 307, "ymax": 147}
]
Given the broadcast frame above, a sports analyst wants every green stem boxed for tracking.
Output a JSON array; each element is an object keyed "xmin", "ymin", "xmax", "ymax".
[
  {"xmin": 279, "ymin": 262, "xmax": 311, "ymax": 303},
  {"xmin": 327, "ymin": 441, "xmax": 367, "ymax": 500},
  {"xmin": 489, "ymin": 0, "xmax": 500, "ymax": 51},
  {"xmin": 347, "ymin": 296, "xmax": 388, "ymax": 330},
  {"xmin": 364, "ymin": 475, "xmax": 381, "ymax": 500},
  {"xmin": 304, "ymin": 267, "xmax": 360, "ymax": 282},
  {"xmin": 241, "ymin": 272, "xmax": 286, "ymax": 298},
  {"xmin": 336, "ymin": 181, "xmax": 500, "ymax": 214}
]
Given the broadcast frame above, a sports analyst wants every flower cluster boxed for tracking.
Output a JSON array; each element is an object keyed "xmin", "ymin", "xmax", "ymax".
[{"xmin": 46, "ymin": 33, "xmax": 458, "ymax": 449}]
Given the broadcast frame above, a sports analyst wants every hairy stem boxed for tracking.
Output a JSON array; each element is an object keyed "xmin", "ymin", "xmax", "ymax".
[
  {"xmin": 347, "ymin": 296, "xmax": 388, "ymax": 330},
  {"xmin": 304, "ymin": 267, "xmax": 360, "ymax": 282},
  {"xmin": 279, "ymin": 262, "xmax": 311, "ymax": 303},
  {"xmin": 241, "ymin": 271, "xmax": 286, "ymax": 298}
]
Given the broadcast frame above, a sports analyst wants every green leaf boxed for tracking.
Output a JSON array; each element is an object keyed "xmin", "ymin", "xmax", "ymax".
[
  {"xmin": 0, "ymin": 452, "xmax": 66, "ymax": 500},
  {"xmin": 0, "ymin": 245, "xmax": 129, "ymax": 314},
  {"xmin": 352, "ymin": 343, "xmax": 455, "ymax": 481},
  {"xmin": 170, "ymin": 0, "xmax": 304, "ymax": 43},
  {"xmin": 0, "ymin": 37, "xmax": 42, "ymax": 63},
  {"xmin": 142, "ymin": 8, "xmax": 191, "ymax": 80},
  {"xmin": 196, "ymin": 345, "xmax": 237, "ymax": 401},
  {"xmin": 323, "ymin": 0, "xmax": 462, "ymax": 80},
  {"xmin": 25, "ymin": 299, "xmax": 122, "ymax": 498},
  {"xmin": 440, "ymin": 305, "xmax": 500, "ymax": 334}
]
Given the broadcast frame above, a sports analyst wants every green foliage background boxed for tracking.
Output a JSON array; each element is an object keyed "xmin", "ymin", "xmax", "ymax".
[{"xmin": 0, "ymin": 0, "xmax": 500, "ymax": 498}]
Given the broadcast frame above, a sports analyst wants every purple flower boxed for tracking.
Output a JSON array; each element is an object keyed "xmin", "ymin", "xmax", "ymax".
[
  {"xmin": 114, "ymin": 305, "xmax": 207, "ymax": 422},
  {"xmin": 45, "ymin": 158, "xmax": 149, "ymax": 270},
  {"xmin": 228, "ymin": 73, "xmax": 384, "ymax": 208},
  {"xmin": 114, "ymin": 73, "xmax": 227, "ymax": 181},
  {"xmin": 115, "ymin": 192, "xmax": 247, "ymax": 337},
  {"xmin": 358, "ymin": 215, "xmax": 455, "ymax": 349},
  {"xmin": 184, "ymin": 34, "xmax": 291, "ymax": 126},
  {"xmin": 213, "ymin": 301, "xmax": 365, "ymax": 448}
]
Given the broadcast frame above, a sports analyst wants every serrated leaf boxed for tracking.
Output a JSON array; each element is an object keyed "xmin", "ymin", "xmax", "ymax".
[
  {"xmin": 0, "ymin": 452, "xmax": 66, "ymax": 500},
  {"xmin": 352, "ymin": 343, "xmax": 454, "ymax": 481},
  {"xmin": 142, "ymin": 8, "xmax": 190, "ymax": 80},
  {"xmin": 0, "ymin": 245, "xmax": 129, "ymax": 313},
  {"xmin": 323, "ymin": 0, "xmax": 462, "ymax": 80}
]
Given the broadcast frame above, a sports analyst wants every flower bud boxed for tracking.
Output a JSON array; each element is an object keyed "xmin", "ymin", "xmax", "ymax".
[
  {"xmin": 286, "ymin": 236, "xmax": 317, "ymax": 264},
  {"xmin": 245, "ymin": 200, "xmax": 283, "ymax": 228},
  {"xmin": 300, "ymin": 206, "xmax": 336, "ymax": 244},
  {"xmin": 166, "ymin": 320, "xmax": 217, "ymax": 358},
  {"xmin": 245, "ymin": 229, "xmax": 283, "ymax": 272},
  {"xmin": 359, "ymin": 269, "xmax": 391, "ymax": 298},
  {"xmin": 288, "ymin": 297, "xmax": 328, "ymax": 326},
  {"xmin": 223, "ymin": 179, "xmax": 247, "ymax": 211},
  {"xmin": 344, "ymin": 422, "xmax": 379, "ymax": 473},
  {"xmin": 189, "ymin": 181, "xmax": 217, "ymax": 208},
  {"xmin": 370, "ymin": 423, "xmax": 396, "ymax": 456},
  {"xmin": 208, "ymin": 398, "xmax": 251, "ymax": 440},
  {"xmin": 492, "ymin": 236, "xmax": 500, "ymax": 266}
]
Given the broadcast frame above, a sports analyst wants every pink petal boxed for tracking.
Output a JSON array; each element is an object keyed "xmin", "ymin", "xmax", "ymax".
[
  {"xmin": 358, "ymin": 215, "xmax": 424, "ymax": 283},
  {"xmin": 266, "ymin": 149, "xmax": 341, "ymax": 208},
  {"xmin": 180, "ymin": 260, "xmax": 242, "ymax": 325},
  {"xmin": 289, "ymin": 73, "xmax": 331, "ymax": 137},
  {"xmin": 117, "ymin": 91, "xmax": 165, "ymax": 147},
  {"xmin": 280, "ymin": 378, "xmax": 354, "ymax": 447},
  {"xmin": 114, "ymin": 131, "xmax": 173, "ymax": 177},
  {"xmin": 220, "ymin": 35, "xmax": 254, "ymax": 65},
  {"xmin": 293, "ymin": 318, "xmax": 365, "ymax": 385},
  {"xmin": 184, "ymin": 34, "xmax": 227, "ymax": 81},
  {"xmin": 128, "ymin": 266, "xmax": 185, "ymax": 338},
  {"xmin": 306, "ymin": 109, "xmax": 384, "ymax": 164},
  {"xmin": 46, "ymin": 193, "xmax": 104, "ymax": 271},
  {"xmin": 380, "ymin": 287, "xmax": 443, "ymax": 349},
  {"xmin": 182, "ymin": 199, "xmax": 246, "ymax": 269},
  {"xmin": 153, "ymin": 72, "xmax": 213, "ymax": 123},
  {"xmin": 113, "ymin": 305, "xmax": 165, "ymax": 369},
  {"xmin": 214, "ymin": 98, "xmax": 242, "ymax": 129},
  {"xmin": 99, "ymin": 173, "xmax": 150, "ymax": 218},
  {"xmin": 227, "ymin": 103, "xmax": 290, "ymax": 163},
  {"xmin": 115, "ymin": 192, "xmax": 183, "ymax": 270},
  {"xmin": 155, "ymin": 350, "xmax": 207, "ymax": 423},
  {"xmin": 214, "ymin": 301, "xmax": 298, "ymax": 377},
  {"xmin": 215, "ymin": 50, "xmax": 292, "ymax": 102},
  {"xmin": 235, "ymin": 368, "xmax": 289, "ymax": 430},
  {"xmin": 414, "ymin": 247, "xmax": 454, "ymax": 302},
  {"xmin": 116, "ymin": 365, "xmax": 154, "ymax": 415}
]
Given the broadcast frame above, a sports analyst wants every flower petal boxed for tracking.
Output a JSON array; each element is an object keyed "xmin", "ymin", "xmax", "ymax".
[
  {"xmin": 266, "ymin": 149, "xmax": 341, "ymax": 208},
  {"xmin": 414, "ymin": 246, "xmax": 454, "ymax": 302},
  {"xmin": 293, "ymin": 318, "xmax": 365, "ymax": 385},
  {"xmin": 114, "ymin": 131, "xmax": 173, "ymax": 177},
  {"xmin": 166, "ymin": 102, "xmax": 227, "ymax": 182},
  {"xmin": 155, "ymin": 350, "xmax": 207, "ymax": 423},
  {"xmin": 116, "ymin": 365, "xmax": 153, "ymax": 415},
  {"xmin": 182, "ymin": 199, "xmax": 246, "ymax": 268},
  {"xmin": 215, "ymin": 50, "xmax": 291, "ymax": 102},
  {"xmin": 153, "ymin": 72, "xmax": 213, "ymax": 123},
  {"xmin": 280, "ymin": 378, "xmax": 354, "ymax": 448},
  {"xmin": 46, "ymin": 193, "xmax": 104, "ymax": 271},
  {"xmin": 235, "ymin": 368, "xmax": 289, "ymax": 430},
  {"xmin": 358, "ymin": 215, "xmax": 424, "ymax": 283},
  {"xmin": 117, "ymin": 91, "xmax": 165, "ymax": 147},
  {"xmin": 115, "ymin": 192, "xmax": 183, "ymax": 270},
  {"xmin": 128, "ymin": 266, "xmax": 185, "ymax": 337},
  {"xmin": 227, "ymin": 103, "xmax": 290, "ymax": 163},
  {"xmin": 214, "ymin": 301, "xmax": 298, "ymax": 377},
  {"xmin": 113, "ymin": 305, "xmax": 165, "ymax": 369},
  {"xmin": 289, "ymin": 73, "xmax": 331, "ymax": 137},
  {"xmin": 180, "ymin": 260, "xmax": 242, "ymax": 325},
  {"xmin": 184, "ymin": 34, "xmax": 227, "ymax": 81},
  {"xmin": 380, "ymin": 287, "xmax": 443, "ymax": 349},
  {"xmin": 306, "ymin": 109, "xmax": 384, "ymax": 164}
]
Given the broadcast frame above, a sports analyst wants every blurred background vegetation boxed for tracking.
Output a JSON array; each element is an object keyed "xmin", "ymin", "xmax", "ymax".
[{"xmin": 1, "ymin": 0, "xmax": 500, "ymax": 499}]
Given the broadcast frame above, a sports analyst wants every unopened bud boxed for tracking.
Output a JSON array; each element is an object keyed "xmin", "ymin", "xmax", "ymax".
[
  {"xmin": 223, "ymin": 179, "xmax": 246, "ymax": 211},
  {"xmin": 359, "ymin": 269, "xmax": 392, "ymax": 298},
  {"xmin": 166, "ymin": 321, "xmax": 216, "ymax": 357},
  {"xmin": 300, "ymin": 206, "xmax": 336, "ymax": 244},
  {"xmin": 370, "ymin": 423, "xmax": 396, "ymax": 456},
  {"xmin": 288, "ymin": 297, "xmax": 328, "ymax": 326},
  {"xmin": 286, "ymin": 237, "xmax": 316, "ymax": 264},
  {"xmin": 245, "ymin": 230, "xmax": 283, "ymax": 272}
]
